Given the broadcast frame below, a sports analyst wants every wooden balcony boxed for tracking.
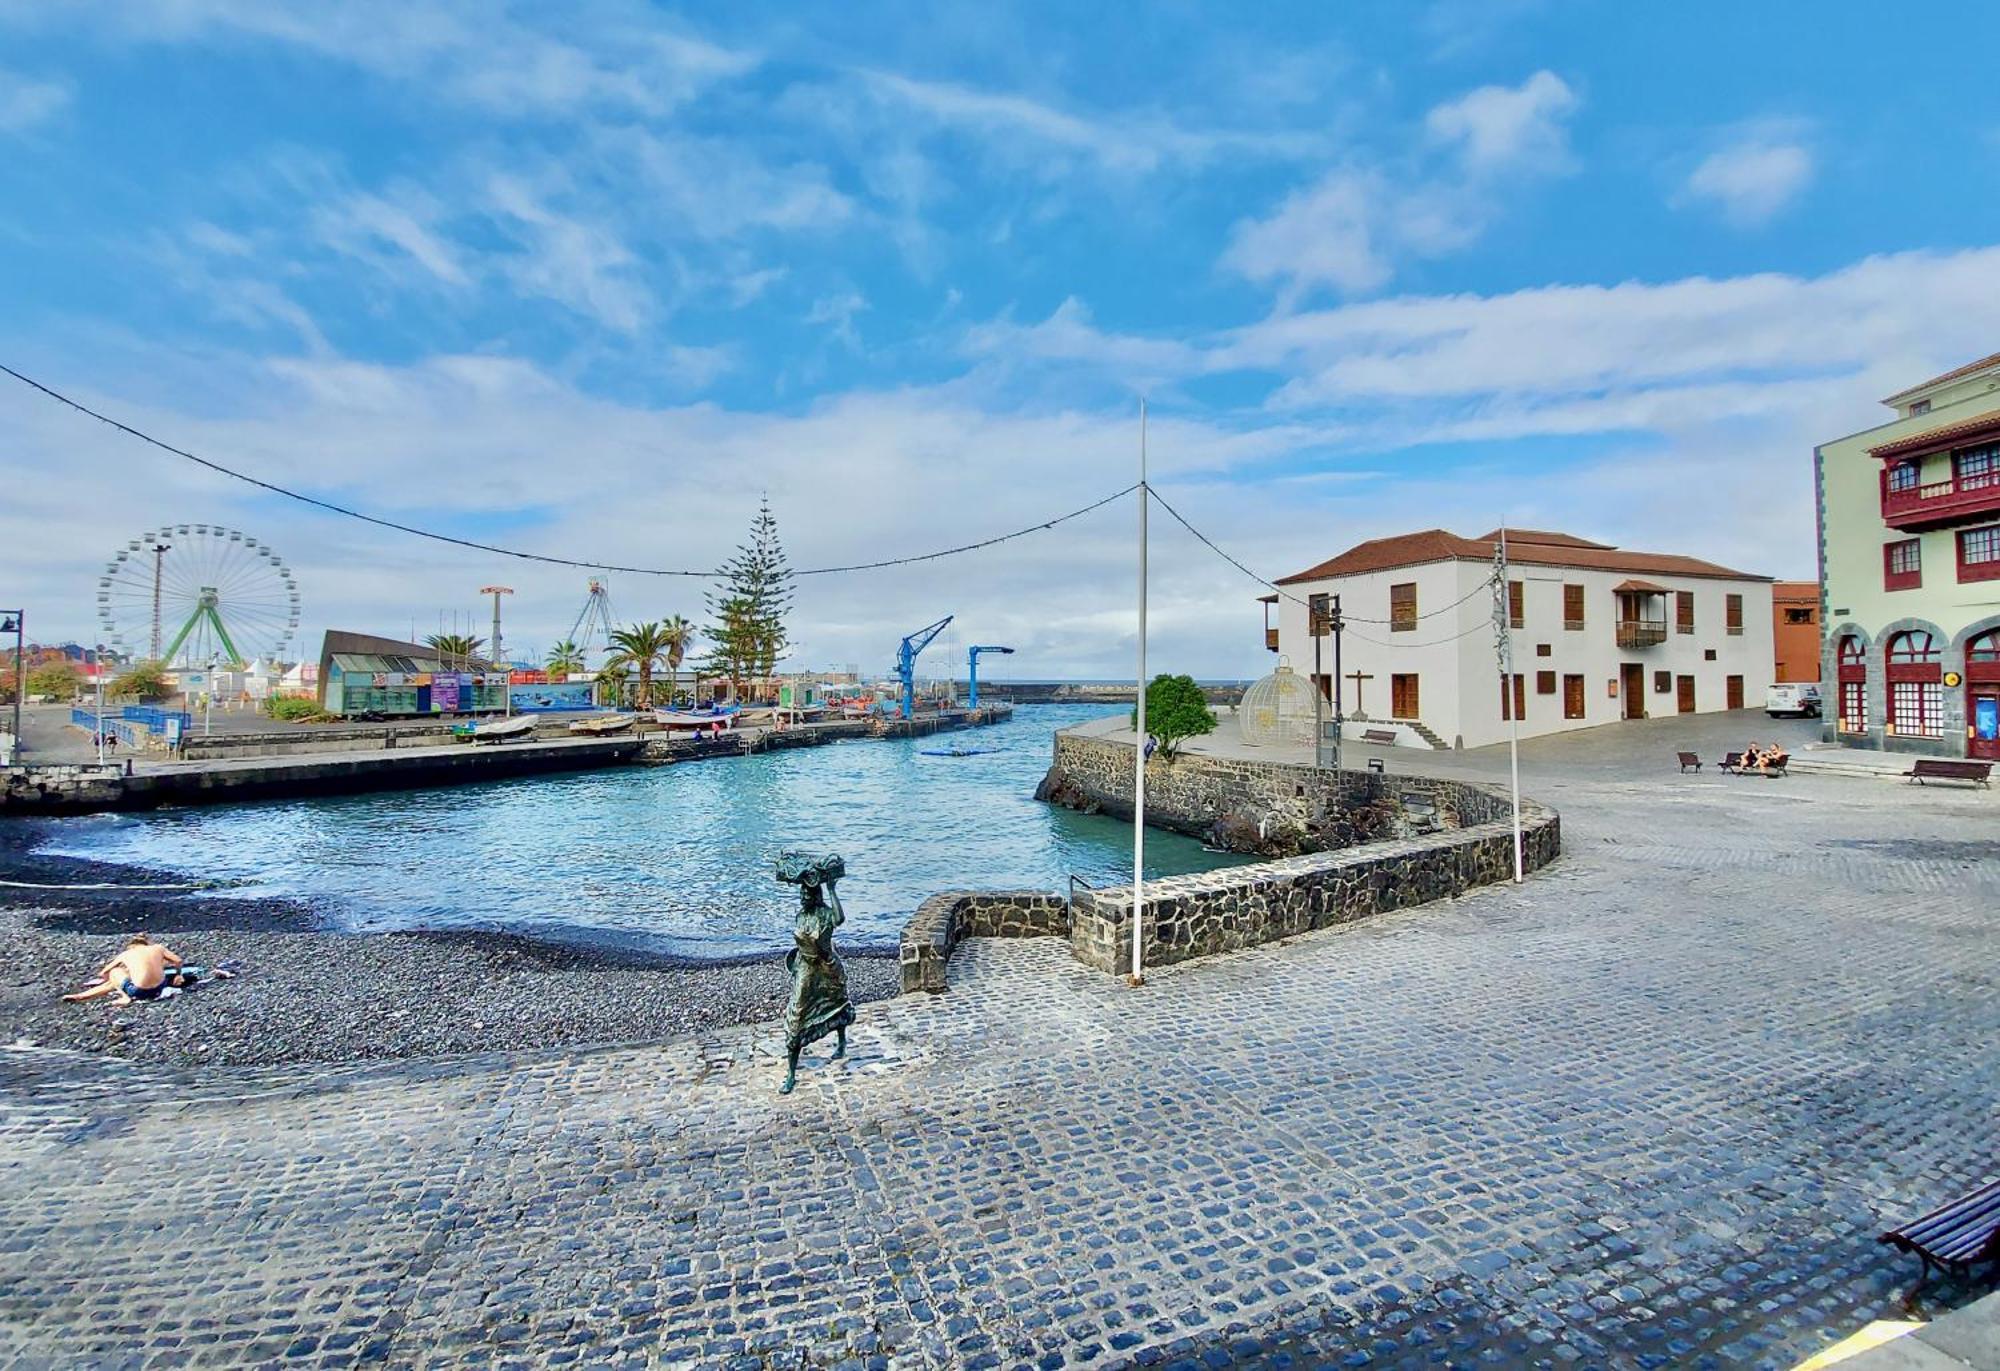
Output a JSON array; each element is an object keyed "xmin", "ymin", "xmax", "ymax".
[
  {"xmin": 1882, "ymin": 467, "xmax": 2000, "ymax": 531},
  {"xmin": 1264, "ymin": 627, "xmax": 1279, "ymax": 652},
  {"xmin": 1616, "ymin": 619, "xmax": 1668, "ymax": 649}
]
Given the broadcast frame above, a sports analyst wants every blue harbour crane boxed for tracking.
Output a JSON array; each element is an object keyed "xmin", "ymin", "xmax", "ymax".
[
  {"xmin": 896, "ymin": 615, "xmax": 953, "ymax": 719},
  {"xmin": 966, "ymin": 645, "xmax": 1014, "ymax": 708}
]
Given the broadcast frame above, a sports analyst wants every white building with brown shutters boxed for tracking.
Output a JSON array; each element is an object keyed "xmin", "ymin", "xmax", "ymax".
[{"xmin": 1262, "ymin": 529, "xmax": 1776, "ymax": 751}]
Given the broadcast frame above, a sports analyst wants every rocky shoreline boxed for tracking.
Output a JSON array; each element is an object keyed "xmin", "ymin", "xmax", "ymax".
[{"xmin": 0, "ymin": 822, "xmax": 899, "ymax": 1069}]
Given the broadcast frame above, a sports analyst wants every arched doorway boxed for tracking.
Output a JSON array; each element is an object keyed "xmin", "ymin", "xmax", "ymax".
[
  {"xmin": 1967, "ymin": 629, "xmax": 2000, "ymax": 761},
  {"xmin": 1884, "ymin": 630, "xmax": 1943, "ymax": 741},
  {"xmin": 1836, "ymin": 634, "xmax": 1867, "ymax": 734}
]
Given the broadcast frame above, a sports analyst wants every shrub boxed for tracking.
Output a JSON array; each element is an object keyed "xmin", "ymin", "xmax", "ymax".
[
  {"xmin": 26, "ymin": 662, "xmax": 80, "ymax": 699},
  {"xmin": 110, "ymin": 661, "xmax": 173, "ymax": 701},
  {"xmin": 265, "ymin": 695, "xmax": 328, "ymax": 722},
  {"xmin": 1132, "ymin": 673, "xmax": 1216, "ymax": 759}
]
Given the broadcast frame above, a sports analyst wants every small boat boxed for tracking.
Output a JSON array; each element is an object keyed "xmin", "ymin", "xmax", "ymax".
[
  {"xmin": 471, "ymin": 716, "xmax": 537, "ymax": 743},
  {"xmin": 654, "ymin": 708, "xmax": 737, "ymax": 730},
  {"xmin": 919, "ymin": 746, "xmax": 999, "ymax": 758},
  {"xmin": 568, "ymin": 713, "xmax": 635, "ymax": 736}
]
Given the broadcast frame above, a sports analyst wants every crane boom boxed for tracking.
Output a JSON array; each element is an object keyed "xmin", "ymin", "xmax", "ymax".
[
  {"xmin": 966, "ymin": 645, "xmax": 1014, "ymax": 708},
  {"xmin": 896, "ymin": 615, "xmax": 954, "ymax": 718}
]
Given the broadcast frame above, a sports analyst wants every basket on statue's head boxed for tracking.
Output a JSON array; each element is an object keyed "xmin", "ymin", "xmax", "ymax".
[{"xmin": 774, "ymin": 852, "xmax": 846, "ymax": 887}]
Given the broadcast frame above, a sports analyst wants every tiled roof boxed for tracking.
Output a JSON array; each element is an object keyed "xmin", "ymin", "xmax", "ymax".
[
  {"xmin": 1276, "ymin": 528, "xmax": 1767, "ymax": 585},
  {"xmin": 1867, "ymin": 406, "xmax": 2000, "ymax": 460},
  {"xmin": 1882, "ymin": 351, "xmax": 2000, "ymax": 404},
  {"xmin": 1474, "ymin": 529, "xmax": 1615, "ymax": 550},
  {"xmin": 1611, "ymin": 579, "xmax": 1670, "ymax": 594}
]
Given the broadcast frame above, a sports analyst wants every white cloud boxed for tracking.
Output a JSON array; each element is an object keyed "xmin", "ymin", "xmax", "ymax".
[
  {"xmin": 805, "ymin": 291, "xmax": 869, "ymax": 347},
  {"xmin": 0, "ymin": 67, "xmax": 69, "ymax": 131},
  {"xmin": 485, "ymin": 173, "xmax": 648, "ymax": 333},
  {"xmin": 1681, "ymin": 136, "xmax": 1814, "ymax": 227},
  {"xmin": 1225, "ymin": 71, "xmax": 1579, "ymax": 301},
  {"xmin": 1425, "ymin": 70, "xmax": 1578, "ymax": 175},
  {"xmin": 312, "ymin": 189, "xmax": 471, "ymax": 288}
]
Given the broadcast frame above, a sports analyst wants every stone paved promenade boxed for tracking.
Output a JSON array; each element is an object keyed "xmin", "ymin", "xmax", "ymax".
[{"xmin": 3, "ymin": 713, "xmax": 1998, "ymax": 1369}]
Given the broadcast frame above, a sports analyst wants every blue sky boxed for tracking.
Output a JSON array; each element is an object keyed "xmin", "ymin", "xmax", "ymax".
[{"xmin": 3, "ymin": 2, "xmax": 1998, "ymax": 678}]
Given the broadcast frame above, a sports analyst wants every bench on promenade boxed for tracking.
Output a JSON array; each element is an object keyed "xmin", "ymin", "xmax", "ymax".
[
  {"xmin": 1719, "ymin": 750, "xmax": 1788, "ymax": 777},
  {"xmin": 1903, "ymin": 758, "xmax": 1993, "ymax": 788},
  {"xmin": 1360, "ymin": 728, "xmax": 1399, "ymax": 747},
  {"xmin": 1880, "ymin": 1178, "xmax": 2000, "ymax": 1292},
  {"xmin": 1677, "ymin": 751, "xmax": 1701, "ymax": 772}
]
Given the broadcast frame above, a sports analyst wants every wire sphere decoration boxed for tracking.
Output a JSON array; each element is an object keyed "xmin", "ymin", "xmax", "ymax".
[
  {"xmin": 96, "ymin": 524, "xmax": 302, "ymax": 667},
  {"xmin": 1238, "ymin": 658, "xmax": 1319, "ymax": 748}
]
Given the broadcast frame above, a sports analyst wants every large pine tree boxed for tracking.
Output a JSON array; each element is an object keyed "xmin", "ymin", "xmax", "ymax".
[{"xmin": 704, "ymin": 497, "xmax": 794, "ymax": 697}]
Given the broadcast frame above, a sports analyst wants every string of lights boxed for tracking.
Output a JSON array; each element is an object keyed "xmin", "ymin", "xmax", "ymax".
[{"xmin": 0, "ymin": 362, "xmax": 1138, "ymax": 579}]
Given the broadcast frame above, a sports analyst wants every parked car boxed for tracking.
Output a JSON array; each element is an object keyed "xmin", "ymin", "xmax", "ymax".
[{"xmin": 1766, "ymin": 683, "xmax": 1823, "ymax": 718}]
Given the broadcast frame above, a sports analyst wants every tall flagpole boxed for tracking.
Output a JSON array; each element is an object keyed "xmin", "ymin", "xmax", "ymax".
[{"xmin": 1131, "ymin": 399, "xmax": 1148, "ymax": 986}]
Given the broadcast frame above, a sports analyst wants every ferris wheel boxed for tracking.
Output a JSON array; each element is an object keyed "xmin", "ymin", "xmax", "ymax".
[{"xmin": 96, "ymin": 525, "xmax": 301, "ymax": 667}]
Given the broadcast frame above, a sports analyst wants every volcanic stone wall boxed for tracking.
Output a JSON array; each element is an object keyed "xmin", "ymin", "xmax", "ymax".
[{"xmin": 899, "ymin": 891, "xmax": 1070, "ymax": 993}]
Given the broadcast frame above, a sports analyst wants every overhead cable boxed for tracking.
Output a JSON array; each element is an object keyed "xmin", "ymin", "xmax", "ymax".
[{"xmin": 0, "ymin": 362, "xmax": 1137, "ymax": 578}]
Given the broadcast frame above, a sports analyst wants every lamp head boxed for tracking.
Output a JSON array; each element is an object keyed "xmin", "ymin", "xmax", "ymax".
[{"xmin": 0, "ymin": 616, "xmax": 16, "ymax": 634}]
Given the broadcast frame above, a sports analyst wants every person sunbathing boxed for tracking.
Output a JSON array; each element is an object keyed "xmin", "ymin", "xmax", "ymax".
[{"xmin": 62, "ymin": 934, "xmax": 231, "ymax": 1005}]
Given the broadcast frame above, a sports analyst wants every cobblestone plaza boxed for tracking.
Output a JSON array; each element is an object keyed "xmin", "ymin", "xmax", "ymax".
[{"xmin": 3, "ymin": 715, "xmax": 1997, "ymax": 1368}]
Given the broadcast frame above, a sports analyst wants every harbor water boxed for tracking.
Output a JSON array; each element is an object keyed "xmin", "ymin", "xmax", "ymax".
[{"xmin": 34, "ymin": 704, "xmax": 1243, "ymax": 958}]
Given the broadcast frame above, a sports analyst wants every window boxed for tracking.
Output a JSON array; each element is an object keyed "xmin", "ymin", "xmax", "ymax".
[
  {"xmin": 1959, "ymin": 524, "xmax": 2000, "ymax": 583},
  {"xmin": 1884, "ymin": 538, "xmax": 1922, "ymax": 591},
  {"xmin": 1971, "ymin": 630, "xmax": 2000, "ymax": 665},
  {"xmin": 1389, "ymin": 582, "xmax": 1417, "ymax": 632},
  {"xmin": 1675, "ymin": 591, "xmax": 1694, "ymax": 634},
  {"xmin": 1956, "ymin": 443, "xmax": 2000, "ymax": 489},
  {"xmin": 1889, "ymin": 681, "xmax": 1944, "ymax": 738},
  {"xmin": 1536, "ymin": 671, "xmax": 1556, "ymax": 694},
  {"xmin": 1653, "ymin": 669, "xmax": 1671, "ymax": 693},
  {"xmin": 1562, "ymin": 584, "xmax": 1585, "ymax": 630},
  {"xmin": 1783, "ymin": 607, "xmax": 1815, "ymax": 625},
  {"xmin": 1886, "ymin": 630, "xmax": 1939, "ymax": 665},
  {"xmin": 1885, "ymin": 631, "xmax": 1942, "ymax": 739},
  {"xmin": 1562, "ymin": 674, "xmax": 1585, "ymax": 719},
  {"xmin": 1499, "ymin": 673, "xmax": 1525, "ymax": 721},
  {"xmin": 1536, "ymin": 643, "xmax": 1551, "ymax": 657},
  {"xmin": 1837, "ymin": 633, "xmax": 1867, "ymax": 733},
  {"xmin": 1704, "ymin": 649, "xmax": 1717, "ymax": 661},
  {"xmin": 1508, "ymin": 579, "xmax": 1524, "ymax": 629},
  {"xmin": 1887, "ymin": 461, "xmax": 1919, "ymax": 493},
  {"xmin": 1725, "ymin": 594, "xmax": 1744, "ymax": 635},
  {"xmin": 1910, "ymin": 398, "xmax": 1932, "ymax": 416}
]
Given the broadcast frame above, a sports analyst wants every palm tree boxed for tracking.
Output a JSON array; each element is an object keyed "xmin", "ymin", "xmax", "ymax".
[
  {"xmin": 594, "ymin": 659, "xmax": 630, "ymax": 709},
  {"xmin": 545, "ymin": 640, "xmax": 587, "ymax": 678},
  {"xmin": 659, "ymin": 615, "xmax": 695, "ymax": 702},
  {"xmin": 607, "ymin": 621, "xmax": 673, "ymax": 709},
  {"xmin": 425, "ymin": 633, "xmax": 484, "ymax": 668}
]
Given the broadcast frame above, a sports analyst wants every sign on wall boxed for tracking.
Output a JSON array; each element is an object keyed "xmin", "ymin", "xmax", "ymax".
[{"xmin": 508, "ymin": 681, "xmax": 597, "ymax": 712}]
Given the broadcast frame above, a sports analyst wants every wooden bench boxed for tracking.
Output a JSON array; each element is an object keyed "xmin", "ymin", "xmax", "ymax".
[
  {"xmin": 1719, "ymin": 751, "xmax": 1789, "ymax": 777},
  {"xmin": 1677, "ymin": 751, "xmax": 1701, "ymax": 772},
  {"xmin": 1904, "ymin": 758, "xmax": 1994, "ymax": 788},
  {"xmin": 1881, "ymin": 1178, "xmax": 2000, "ymax": 1292},
  {"xmin": 1718, "ymin": 751, "xmax": 1742, "ymax": 774},
  {"xmin": 1360, "ymin": 728, "xmax": 1400, "ymax": 747}
]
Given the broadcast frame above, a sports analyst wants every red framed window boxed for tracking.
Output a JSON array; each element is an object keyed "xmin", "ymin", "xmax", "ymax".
[
  {"xmin": 1390, "ymin": 582, "xmax": 1417, "ymax": 632},
  {"xmin": 1837, "ymin": 633, "xmax": 1867, "ymax": 732},
  {"xmin": 1884, "ymin": 538, "xmax": 1922, "ymax": 591},
  {"xmin": 1725, "ymin": 593, "xmax": 1744, "ymax": 635},
  {"xmin": 1562, "ymin": 584, "xmax": 1584, "ymax": 630},
  {"xmin": 1955, "ymin": 443, "xmax": 2000, "ymax": 490},
  {"xmin": 1887, "ymin": 461, "xmax": 1919, "ymax": 492},
  {"xmin": 1675, "ymin": 590, "xmax": 1694, "ymax": 633},
  {"xmin": 1958, "ymin": 524, "xmax": 2000, "ymax": 583},
  {"xmin": 1885, "ymin": 630, "xmax": 1943, "ymax": 738},
  {"xmin": 1508, "ymin": 580, "xmax": 1524, "ymax": 629}
]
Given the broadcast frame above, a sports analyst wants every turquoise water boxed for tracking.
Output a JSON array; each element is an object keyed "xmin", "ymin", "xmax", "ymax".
[{"xmin": 37, "ymin": 705, "xmax": 1241, "ymax": 958}]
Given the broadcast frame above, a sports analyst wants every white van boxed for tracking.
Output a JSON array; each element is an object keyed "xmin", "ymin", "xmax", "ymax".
[{"xmin": 1766, "ymin": 683, "xmax": 1822, "ymax": 718}]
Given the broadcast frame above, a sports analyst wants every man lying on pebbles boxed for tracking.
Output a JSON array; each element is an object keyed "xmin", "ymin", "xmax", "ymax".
[{"xmin": 61, "ymin": 933, "xmax": 235, "ymax": 1006}]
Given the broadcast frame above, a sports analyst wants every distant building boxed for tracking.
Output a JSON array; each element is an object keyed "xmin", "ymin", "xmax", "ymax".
[
  {"xmin": 1772, "ymin": 581, "xmax": 1822, "ymax": 684},
  {"xmin": 317, "ymin": 630, "xmax": 507, "ymax": 717},
  {"xmin": 1816, "ymin": 351, "xmax": 2000, "ymax": 759},
  {"xmin": 1269, "ymin": 529, "xmax": 1774, "ymax": 750}
]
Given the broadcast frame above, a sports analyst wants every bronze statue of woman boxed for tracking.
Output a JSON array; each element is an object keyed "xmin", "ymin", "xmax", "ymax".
[{"xmin": 774, "ymin": 852, "xmax": 856, "ymax": 1094}]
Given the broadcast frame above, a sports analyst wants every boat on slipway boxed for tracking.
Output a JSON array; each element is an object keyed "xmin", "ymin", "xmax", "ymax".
[
  {"xmin": 470, "ymin": 716, "xmax": 538, "ymax": 744},
  {"xmin": 654, "ymin": 707, "xmax": 738, "ymax": 732},
  {"xmin": 568, "ymin": 713, "xmax": 636, "ymax": 736}
]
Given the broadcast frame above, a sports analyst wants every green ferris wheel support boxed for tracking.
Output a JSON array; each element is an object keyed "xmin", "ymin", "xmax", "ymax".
[{"xmin": 159, "ymin": 586, "xmax": 244, "ymax": 666}]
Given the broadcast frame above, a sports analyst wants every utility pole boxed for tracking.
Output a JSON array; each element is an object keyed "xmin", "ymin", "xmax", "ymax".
[
  {"xmin": 1330, "ymin": 594, "xmax": 1344, "ymax": 772},
  {"xmin": 1492, "ymin": 530, "xmax": 1524, "ymax": 882},
  {"xmin": 149, "ymin": 542, "xmax": 171, "ymax": 662},
  {"xmin": 1, "ymin": 609, "xmax": 21, "ymax": 766},
  {"xmin": 1131, "ymin": 398, "xmax": 1149, "ymax": 988},
  {"xmin": 481, "ymin": 586, "xmax": 513, "ymax": 665}
]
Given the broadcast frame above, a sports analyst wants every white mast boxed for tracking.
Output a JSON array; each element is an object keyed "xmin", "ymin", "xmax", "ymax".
[{"xmin": 1131, "ymin": 399, "xmax": 1149, "ymax": 985}]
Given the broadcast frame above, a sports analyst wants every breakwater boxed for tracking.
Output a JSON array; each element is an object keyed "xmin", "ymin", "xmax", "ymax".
[
  {"xmin": 2, "ymin": 705, "xmax": 1015, "ymax": 815},
  {"xmin": 974, "ymin": 681, "xmax": 1245, "ymax": 706}
]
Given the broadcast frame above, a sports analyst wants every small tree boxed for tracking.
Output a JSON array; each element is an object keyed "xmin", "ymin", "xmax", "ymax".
[
  {"xmin": 26, "ymin": 661, "xmax": 80, "ymax": 699},
  {"xmin": 110, "ymin": 661, "xmax": 173, "ymax": 702},
  {"xmin": 1132, "ymin": 674, "xmax": 1216, "ymax": 759},
  {"xmin": 545, "ymin": 640, "xmax": 587, "ymax": 678}
]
